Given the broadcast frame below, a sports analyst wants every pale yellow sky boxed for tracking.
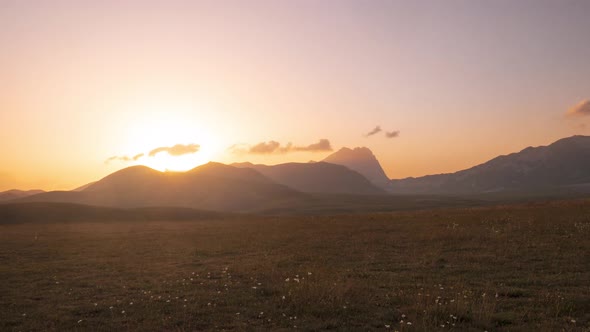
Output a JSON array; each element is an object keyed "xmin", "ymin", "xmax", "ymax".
[{"xmin": 1, "ymin": 1, "xmax": 590, "ymax": 191}]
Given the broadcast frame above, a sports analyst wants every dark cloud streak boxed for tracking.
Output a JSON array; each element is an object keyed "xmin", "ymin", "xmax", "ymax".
[
  {"xmin": 385, "ymin": 130, "xmax": 400, "ymax": 138},
  {"xmin": 292, "ymin": 139, "xmax": 332, "ymax": 152},
  {"xmin": 365, "ymin": 125, "xmax": 400, "ymax": 139},
  {"xmin": 365, "ymin": 126, "xmax": 382, "ymax": 137},
  {"xmin": 232, "ymin": 139, "xmax": 333, "ymax": 155},
  {"xmin": 567, "ymin": 99, "xmax": 590, "ymax": 117}
]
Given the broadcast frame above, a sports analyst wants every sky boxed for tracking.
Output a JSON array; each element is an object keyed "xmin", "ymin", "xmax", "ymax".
[{"xmin": 1, "ymin": 0, "xmax": 590, "ymax": 191}]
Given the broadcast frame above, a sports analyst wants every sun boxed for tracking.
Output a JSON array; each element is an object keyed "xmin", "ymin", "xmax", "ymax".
[{"xmin": 118, "ymin": 101, "xmax": 221, "ymax": 172}]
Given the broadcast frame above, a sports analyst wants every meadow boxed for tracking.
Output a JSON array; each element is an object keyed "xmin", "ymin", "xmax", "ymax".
[{"xmin": 1, "ymin": 200, "xmax": 589, "ymax": 331}]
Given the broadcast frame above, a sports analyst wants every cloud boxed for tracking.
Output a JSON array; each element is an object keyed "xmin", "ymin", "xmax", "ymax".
[
  {"xmin": 365, "ymin": 126, "xmax": 382, "ymax": 137},
  {"xmin": 148, "ymin": 143, "xmax": 200, "ymax": 157},
  {"xmin": 249, "ymin": 141, "xmax": 281, "ymax": 154},
  {"xmin": 104, "ymin": 144, "xmax": 197, "ymax": 165},
  {"xmin": 293, "ymin": 139, "xmax": 333, "ymax": 152},
  {"xmin": 567, "ymin": 99, "xmax": 590, "ymax": 117},
  {"xmin": 104, "ymin": 155, "xmax": 132, "ymax": 164},
  {"xmin": 385, "ymin": 130, "xmax": 400, "ymax": 138},
  {"xmin": 365, "ymin": 125, "xmax": 400, "ymax": 139},
  {"xmin": 231, "ymin": 139, "xmax": 333, "ymax": 154}
]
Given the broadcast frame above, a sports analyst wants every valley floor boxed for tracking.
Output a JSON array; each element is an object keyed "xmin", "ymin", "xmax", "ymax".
[{"xmin": 1, "ymin": 200, "xmax": 589, "ymax": 331}]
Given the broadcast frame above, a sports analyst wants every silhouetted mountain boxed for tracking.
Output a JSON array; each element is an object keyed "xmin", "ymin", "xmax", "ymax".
[
  {"xmin": 0, "ymin": 189, "xmax": 45, "ymax": 202},
  {"xmin": 232, "ymin": 161, "xmax": 385, "ymax": 195},
  {"xmin": 390, "ymin": 135, "xmax": 590, "ymax": 194},
  {"xmin": 323, "ymin": 147, "xmax": 390, "ymax": 187},
  {"xmin": 18, "ymin": 163, "xmax": 304, "ymax": 212}
]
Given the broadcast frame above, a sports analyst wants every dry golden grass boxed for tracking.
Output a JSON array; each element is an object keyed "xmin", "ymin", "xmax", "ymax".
[{"xmin": 1, "ymin": 200, "xmax": 589, "ymax": 331}]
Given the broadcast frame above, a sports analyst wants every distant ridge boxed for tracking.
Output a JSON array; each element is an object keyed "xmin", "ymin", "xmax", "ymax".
[
  {"xmin": 323, "ymin": 147, "xmax": 390, "ymax": 188},
  {"xmin": 0, "ymin": 189, "xmax": 45, "ymax": 202},
  {"xmin": 390, "ymin": 135, "xmax": 590, "ymax": 194},
  {"xmin": 232, "ymin": 161, "xmax": 385, "ymax": 195}
]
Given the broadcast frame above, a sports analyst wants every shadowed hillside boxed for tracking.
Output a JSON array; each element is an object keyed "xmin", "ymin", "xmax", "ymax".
[
  {"xmin": 0, "ymin": 189, "xmax": 45, "ymax": 202},
  {"xmin": 390, "ymin": 135, "xmax": 590, "ymax": 194},
  {"xmin": 17, "ymin": 163, "xmax": 305, "ymax": 212},
  {"xmin": 232, "ymin": 161, "xmax": 385, "ymax": 195},
  {"xmin": 71, "ymin": 181, "xmax": 97, "ymax": 191}
]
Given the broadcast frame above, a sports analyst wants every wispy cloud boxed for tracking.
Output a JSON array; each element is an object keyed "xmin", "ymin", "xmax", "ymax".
[
  {"xmin": 385, "ymin": 130, "xmax": 400, "ymax": 138},
  {"xmin": 104, "ymin": 155, "xmax": 132, "ymax": 164},
  {"xmin": 365, "ymin": 126, "xmax": 382, "ymax": 137},
  {"xmin": 567, "ymin": 99, "xmax": 590, "ymax": 117},
  {"xmin": 105, "ymin": 144, "xmax": 198, "ymax": 164},
  {"xmin": 230, "ymin": 139, "xmax": 333, "ymax": 154},
  {"xmin": 365, "ymin": 125, "xmax": 400, "ymax": 139},
  {"xmin": 148, "ymin": 143, "xmax": 200, "ymax": 157}
]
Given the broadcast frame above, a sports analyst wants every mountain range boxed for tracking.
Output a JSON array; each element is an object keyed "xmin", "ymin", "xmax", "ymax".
[
  {"xmin": 389, "ymin": 135, "xmax": 590, "ymax": 194},
  {"xmin": 2, "ymin": 135, "xmax": 590, "ymax": 213},
  {"xmin": 15, "ymin": 163, "xmax": 304, "ymax": 212},
  {"xmin": 231, "ymin": 161, "xmax": 384, "ymax": 195}
]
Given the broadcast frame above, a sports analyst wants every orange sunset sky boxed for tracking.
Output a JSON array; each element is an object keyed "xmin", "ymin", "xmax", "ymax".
[{"xmin": 1, "ymin": 0, "xmax": 590, "ymax": 191}]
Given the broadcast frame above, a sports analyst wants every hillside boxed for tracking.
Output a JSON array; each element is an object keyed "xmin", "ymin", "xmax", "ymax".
[
  {"xmin": 0, "ymin": 189, "xmax": 45, "ymax": 202},
  {"xmin": 390, "ymin": 135, "xmax": 590, "ymax": 194},
  {"xmin": 232, "ymin": 161, "xmax": 385, "ymax": 195},
  {"xmin": 17, "ymin": 163, "xmax": 305, "ymax": 212}
]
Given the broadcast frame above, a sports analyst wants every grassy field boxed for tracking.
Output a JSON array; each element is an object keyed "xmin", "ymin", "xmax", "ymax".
[{"xmin": 1, "ymin": 200, "xmax": 589, "ymax": 331}]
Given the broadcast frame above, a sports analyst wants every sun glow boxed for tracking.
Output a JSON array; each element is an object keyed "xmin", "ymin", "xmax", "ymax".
[{"xmin": 117, "ymin": 100, "xmax": 221, "ymax": 172}]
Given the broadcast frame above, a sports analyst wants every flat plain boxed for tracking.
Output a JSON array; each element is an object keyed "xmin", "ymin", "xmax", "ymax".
[{"xmin": 1, "ymin": 200, "xmax": 589, "ymax": 331}]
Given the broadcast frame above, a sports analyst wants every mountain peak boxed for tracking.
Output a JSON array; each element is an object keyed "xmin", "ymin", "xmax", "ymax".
[
  {"xmin": 110, "ymin": 165, "xmax": 160, "ymax": 176},
  {"xmin": 84, "ymin": 165, "xmax": 162, "ymax": 192},
  {"xmin": 333, "ymin": 146, "xmax": 374, "ymax": 156},
  {"xmin": 323, "ymin": 147, "xmax": 390, "ymax": 187},
  {"xmin": 551, "ymin": 135, "xmax": 590, "ymax": 146}
]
